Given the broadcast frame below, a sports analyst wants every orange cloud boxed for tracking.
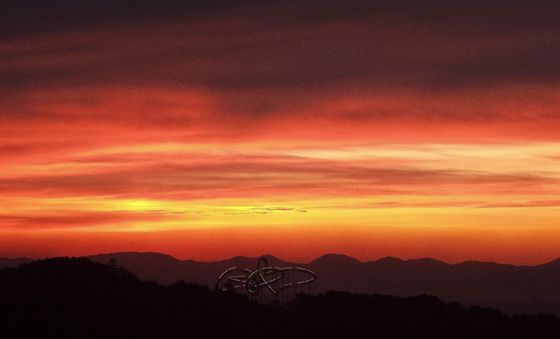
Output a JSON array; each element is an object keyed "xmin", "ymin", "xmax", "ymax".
[{"xmin": 2, "ymin": 1, "xmax": 560, "ymax": 264}]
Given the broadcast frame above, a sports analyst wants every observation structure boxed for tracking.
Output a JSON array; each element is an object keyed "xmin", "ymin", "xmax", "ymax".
[{"xmin": 215, "ymin": 257, "xmax": 317, "ymax": 303}]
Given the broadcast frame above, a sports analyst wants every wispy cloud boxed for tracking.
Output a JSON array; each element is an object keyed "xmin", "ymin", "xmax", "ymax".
[{"xmin": 1, "ymin": 1, "xmax": 560, "ymax": 263}]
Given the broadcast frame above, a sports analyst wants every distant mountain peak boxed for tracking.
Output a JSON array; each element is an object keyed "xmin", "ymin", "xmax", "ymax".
[
  {"xmin": 259, "ymin": 254, "xmax": 282, "ymax": 261},
  {"xmin": 406, "ymin": 258, "xmax": 448, "ymax": 266},
  {"xmin": 371, "ymin": 256, "xmax": 405, "ymax": 264},
  {"xmin": 93, "ymin": 251, "xmax": 178, "ymax": 258},
  {"xmin": 311, "ymin": 253, "xmax": 362, "ymax": 265},
  {"xmin": 88, "ymin": 251, "xmax": 182, "ymax": 264},
  {"xmin": 537, "ymin": 258, "xmax": 560, "ymax": 269},
  {"xmin": 454, "ymin": 260, "xmax": 510, "ymax": 268}
]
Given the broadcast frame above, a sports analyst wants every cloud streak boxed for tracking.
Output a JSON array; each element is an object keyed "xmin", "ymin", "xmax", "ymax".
[
  {"xmin": 2, "ymin": 1, "xmax": 560, "ymax": 125},
  {"xmin": 1, "ymin": 1, "xmax": 560, "ymax": 263},
  {"xmin": 1, "ymin": 149, "xmax": 558, "ymax": 199}
]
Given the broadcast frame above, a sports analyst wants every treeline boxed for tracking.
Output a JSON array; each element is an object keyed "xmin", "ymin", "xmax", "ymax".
[{"xmin": 0, "ymin": 258, "xmax": 558, "ymax": 338}]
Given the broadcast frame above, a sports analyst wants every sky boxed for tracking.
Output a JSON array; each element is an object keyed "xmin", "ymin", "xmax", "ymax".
[{"xmin": 1, "ymin": 0, "xmax": 560, "ymax": 264}]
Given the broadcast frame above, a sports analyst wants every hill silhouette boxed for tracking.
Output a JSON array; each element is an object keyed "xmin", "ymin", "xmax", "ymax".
[
  {"xmin": 86, "ymin": 252, "xmax": 560, "ymax": 315},
  {"xmin": 3, "ymin": 252, "xmax": 560, "ymax": 315},
  {"xmin": 0, "ymin": 256, "xmax": 32, "ymax": 270},
  {"xmin": 1, "ymin": 258, "xmax": 559, "ymax": 339}
]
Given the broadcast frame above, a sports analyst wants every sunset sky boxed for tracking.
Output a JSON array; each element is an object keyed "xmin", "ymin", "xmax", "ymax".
[{"xmin": 1, "ymin": 1, "xmax": 560, "ymax": 264}]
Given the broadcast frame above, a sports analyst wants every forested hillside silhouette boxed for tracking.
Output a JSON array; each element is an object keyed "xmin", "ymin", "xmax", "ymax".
[
  {"xmin": 1, "ymin": 258, "xmax": 558, "ymax": 339},
  {"xmin": 4, "ymin": 253, "xmax": 560, "ymax": 315},
  {"xmin": 86, "ymin": 251, "xmax": 560, "ymax": 315}
]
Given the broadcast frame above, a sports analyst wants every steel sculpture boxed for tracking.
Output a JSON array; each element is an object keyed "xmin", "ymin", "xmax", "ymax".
[{"xmin": 215, "ymin": 257, "xmax": 317, "ymax": 298}]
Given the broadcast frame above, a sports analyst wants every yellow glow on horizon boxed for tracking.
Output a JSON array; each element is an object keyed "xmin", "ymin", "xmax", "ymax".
[{"xmin": 1, "ymin": 137, "xmax": 559, "ymax": 263}]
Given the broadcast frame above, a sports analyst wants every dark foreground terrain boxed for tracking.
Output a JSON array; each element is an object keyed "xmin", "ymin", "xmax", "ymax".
[
  {"xmin": 5, "ymin": 252, "xmax": 560, "ymax": 315},
  {"xmin": 1, "ymin": 258, "xmax": 558, "ymax": 339}
]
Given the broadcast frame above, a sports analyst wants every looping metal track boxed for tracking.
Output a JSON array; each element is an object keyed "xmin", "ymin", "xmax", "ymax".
[{"xmin": 215, "ymin": 257, "xmax": 317, "ymax": 296}]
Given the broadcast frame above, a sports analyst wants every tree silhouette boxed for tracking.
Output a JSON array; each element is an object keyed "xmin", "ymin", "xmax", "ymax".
[{"xmin": 0, "ymin": 258, "xmax": 558, "ymax": 339}]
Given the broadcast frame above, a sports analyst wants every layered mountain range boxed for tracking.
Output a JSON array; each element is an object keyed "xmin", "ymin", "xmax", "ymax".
[{"xmin": 2, "ymin": 252, "xmax": 559, "ymax": 315}]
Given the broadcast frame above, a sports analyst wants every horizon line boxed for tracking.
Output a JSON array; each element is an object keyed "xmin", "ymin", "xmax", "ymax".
[{"xmin": 3, "ymin": 251, "xmax": 560, "ymax": 268}]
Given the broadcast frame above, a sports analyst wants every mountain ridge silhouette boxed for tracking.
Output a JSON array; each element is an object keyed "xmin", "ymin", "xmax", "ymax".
[
  {"xmin": 3, "ymin": 257, "xmax": 559, "ymax": 339},
  {"xmin": 5, "ymin": 252, "xmax": 558, "ymax": 268},
  {"xmin": 2, "ymin": 252, "xmax": 560, "ymax": 315}
]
